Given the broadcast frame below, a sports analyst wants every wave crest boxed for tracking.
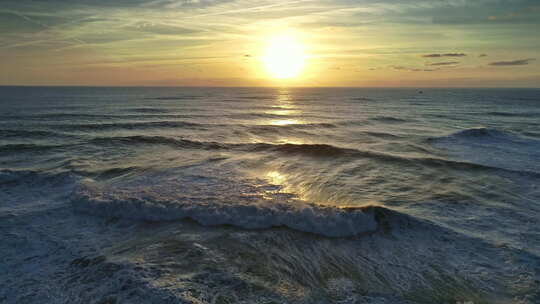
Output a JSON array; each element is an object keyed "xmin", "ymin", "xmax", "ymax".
[
  {"xmin": 429, "ymin": 127, "xmax": 540, "ymax": 174},
  {"xmin": 441, "ymin": 127, "xmax": 511, "ymax": 139},
  {"xmin": 71, "ymin": 180, "xmax": 378, "ymax": 237}
]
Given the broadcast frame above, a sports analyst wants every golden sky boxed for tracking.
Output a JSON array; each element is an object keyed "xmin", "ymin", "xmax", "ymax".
[{"xmin": 1, "ymin": 0, "xmax": 539, "ymax": 87}]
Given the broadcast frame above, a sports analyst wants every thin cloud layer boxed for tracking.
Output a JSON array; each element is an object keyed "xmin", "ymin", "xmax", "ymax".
[
  {"xmin": 489, "ymin": 58, "xmax": 536, "ymax": 66},
  {"xmin": 422, "ymin": 53, "xmax": 467, "ymax": 58},
  {"xmin": 427, "ymin": 61, "xmax": 459, "ymax": 66}
]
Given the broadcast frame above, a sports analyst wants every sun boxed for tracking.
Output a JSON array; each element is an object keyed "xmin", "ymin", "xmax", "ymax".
[{"xmin": 262, "ymin": 34, "xmax": 306, "ymax": 79}]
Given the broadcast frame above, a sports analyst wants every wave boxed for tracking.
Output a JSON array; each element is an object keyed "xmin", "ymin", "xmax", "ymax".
[
  {"xmin": 146, "ymin": 96, "xmax": 202, "ymax": 100},
  {"xmin": 79, "ymin": 166, "xmax": 141, "ymax": 180},
  {"xmin": 246, "ymin": 123, "xmax": 338, "ymax": 133},
  {"xmin": 369, "ymin": 116, "xmax": 408, "ymax": 123},
  {"xmin": 53, "ymin": 121, "xmax": 206, "ymax": 131},
  {"xmin": 236, "ymin": 96, "xmax": 273, "ymax": 100},
  {"xmin": 251, "ymin": 142, "xmax": 356, "ymax": 157},
  {"xmin": 89, "ymin": 135, "xmax": 225, "ymax": 150},
  {"xmin": 363, "ymin": 131, "xmax": 403, "ymax": 139},
  {"xmin": 128, "ymin": 108, "xmax": 172, "ymax": 113},
  {"xmin": 72, "ymin": 180, "xmax": 381, "ymax": 237},
  {"xmin": 0, "ymin": 129, "xmax": 73, "ymax": 139},
  {"xmin": 88, "ymin": 136, "xmax": 351, "ymax": 157},
  {"xmin": 428, "ymin": 127, "xmax": 540, "ymax": 147},
  {"xmin": 85, "ymin": 135, "xmax": 540, "ymax": 177},
  {"xmin": 351, "ymin": 97, "xmax": 375, "ymax": 102},
  {"xmin": 486, "ymin": 111, "xmax": 540, "ymax": 117},
  {"xmin": 432, "ymin": 127, "xmax": 513, "ymax": 140},
  {"xmin": 0, "ymin": 113, "xmax": 104, "ymax": 120},
  {"xmin": 257, "ymin": 142, "xmax": 540, "ymax": 177},
  {"xmin": 226, "ymin": 112, "xmax": 301, "ymax": 119},
  {"xmin": 0, "ymin": 169, "xmax": 76, "ymax": 186},
  {"xmin": 0, "ymin": 143, "xmax": 67, "ymax": 154},
  {"xmin": 45, "ymin": 121, "xmax": 337, "ymax": 132},
  {"xmin": 29, "ymin": 113, "xmax": 208, "ymax": 120},
  {"xmin": 429, "ymin": 127, "xmax": 540, "ymax": 175},
  {"xmin": 88, "ymin": 136, "xmax": 356, "ymax": 157}
]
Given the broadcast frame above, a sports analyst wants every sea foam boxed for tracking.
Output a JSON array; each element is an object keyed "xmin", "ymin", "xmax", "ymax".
[{"xmin": 72, "ymin": 179, "xmax": 378, "ymax": 238}]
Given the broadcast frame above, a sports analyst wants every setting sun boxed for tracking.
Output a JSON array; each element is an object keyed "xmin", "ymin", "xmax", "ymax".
[{"xmin": 262, "ymin": 34, "xmax": 306, "ymax": 79}]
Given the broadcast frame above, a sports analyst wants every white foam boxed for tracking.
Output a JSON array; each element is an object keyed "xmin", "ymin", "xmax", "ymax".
[{"xmin": 72, "ymin": 179, "xmax": 378, "ymax": 238}]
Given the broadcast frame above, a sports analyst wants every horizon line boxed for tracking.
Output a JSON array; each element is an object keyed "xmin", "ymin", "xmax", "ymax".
[{"xmin": 1, "ymin": 85, "xmax": 539, "ymax": 89}]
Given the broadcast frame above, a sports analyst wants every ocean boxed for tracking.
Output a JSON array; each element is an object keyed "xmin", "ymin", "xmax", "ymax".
[{"xmin": 1, "ymin": 86, "xmax": 539, "ymax": 303}]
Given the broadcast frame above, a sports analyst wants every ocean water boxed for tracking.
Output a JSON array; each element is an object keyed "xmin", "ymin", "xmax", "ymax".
[{"xmin": 1, "ymin": 86, "xmax": 539, "ymax": 304}]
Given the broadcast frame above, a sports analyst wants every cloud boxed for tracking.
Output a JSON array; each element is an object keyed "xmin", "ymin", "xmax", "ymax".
[
  {"xmin": 391, "ymin": 65, "xmax": 407, "ymax": 70},
  {"xmin": 489, "ymin": 58, "xmax": 536, "ymax": 66},
  {"xmin": 0, "ymin": 11, "xmax": 71, "ymax": 33},
  {"xmin": 391, "ymin": 65, "xmax": 437, "ymax": 72},
  {"xmin": 126, "ymin": 22, "xmax": 200, "ymax": 35},
  {"xmin": 422, "ymin": 53, "xmax": 466, "ymax": 58},
  {"xmin": 426, "ymin": 61, "xmax": 459, "ymax": 66},
  {"xmin": 142, "ymin": 0, "xmax": 235, "ymax": 9}
]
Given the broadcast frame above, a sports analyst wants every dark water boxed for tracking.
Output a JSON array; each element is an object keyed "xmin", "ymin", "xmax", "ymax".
[{"xmin": 1, "ymin": 87, "xmax": 539, "ymax": 303}]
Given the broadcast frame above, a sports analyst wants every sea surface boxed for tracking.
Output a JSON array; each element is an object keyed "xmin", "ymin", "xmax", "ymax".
[{"xmin": 1, "ymin": 87, "xmax": 539, "ymax": 304}]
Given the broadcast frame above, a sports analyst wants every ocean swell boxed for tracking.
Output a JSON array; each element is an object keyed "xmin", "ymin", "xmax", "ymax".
[
  {"xmin": 54, "ymin": 120, "xmax": 205, "ymax": 131},
  {"xmin": 86, "ymin": 135, "xmax": 540, "ymax": 176},
  {"xmin": 432, "ymin": 127, "xmax": 513, "ymax": 140},
  {"xmin": 429, "ymin": 127, "xmax": 540, "ymax": 174}
]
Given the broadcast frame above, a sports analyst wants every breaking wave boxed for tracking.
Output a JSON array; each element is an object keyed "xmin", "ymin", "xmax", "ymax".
[{"xmin": 71, "ymin": 180, "xmax": 380, "ymax": 237}]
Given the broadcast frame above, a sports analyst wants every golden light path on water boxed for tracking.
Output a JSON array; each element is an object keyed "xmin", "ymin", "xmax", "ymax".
[
  {"xmin": 268, "ymin": 89, "xmax": 302, "ymax": 126},
  {"xmin": 257, "ymin": 88, "xmax": 315, "ymax": 203},
  {"xmin": 257, "ymin": 89, "xmax": 369, "ymax": 207}
]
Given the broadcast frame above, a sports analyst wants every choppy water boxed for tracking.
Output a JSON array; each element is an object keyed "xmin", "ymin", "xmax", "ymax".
[{"xmin": 1, "ymin": 87, "xmax": 539, "ymax": 303}]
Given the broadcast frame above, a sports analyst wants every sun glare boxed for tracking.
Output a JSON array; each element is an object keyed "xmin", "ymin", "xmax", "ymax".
[{"xmin": 263, "ymin": 34, "xmax": 306, "ymax": 79}]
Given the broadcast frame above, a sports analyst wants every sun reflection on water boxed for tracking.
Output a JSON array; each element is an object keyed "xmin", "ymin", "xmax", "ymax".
[
  {"xmin": 267, "ymin": 109, "xmax": 298, "ymax": 116},
  {"xmin": 267, "ymin": 89, "xmax": 302, "ymax": 125},
  {"xmin": 269, "ymin": 119, "xmax": 300, "ymax": 125},
  {"xmin": 266, "ymin": 171, "xmax": 286, "ymax": 185}
]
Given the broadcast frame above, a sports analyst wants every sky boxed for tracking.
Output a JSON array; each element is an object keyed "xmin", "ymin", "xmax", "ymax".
[{"xmin": 0, "ymin": 0, "xmax": 539, "ymax": 87}]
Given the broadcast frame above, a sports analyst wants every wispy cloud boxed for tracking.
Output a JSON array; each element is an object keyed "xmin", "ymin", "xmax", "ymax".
[
  {"xmin": 489, "ymin": 58, "xmax": 535, "ymax": 66},
  {"xmin": 426, "ymin": 61, "xmax": 459, "ymax": 66},
  {"xmin": 422, "ymin": 53, "xmax": 466, "ymax": 58},
  {"xmin": 391, "ymin": 65, "xmax": 437, "ymax": 72}
]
